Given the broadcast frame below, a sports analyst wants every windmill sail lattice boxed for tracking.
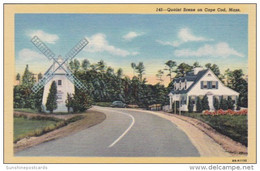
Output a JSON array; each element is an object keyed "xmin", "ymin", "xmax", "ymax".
[{"xmin": 31, "ymin": 36, "xmax": 89, "ymax": 93}]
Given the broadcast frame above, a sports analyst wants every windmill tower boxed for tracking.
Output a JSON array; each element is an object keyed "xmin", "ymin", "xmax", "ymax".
[{"xmin": 31, "ymin": 36, "xmax": 89, "ymax": 113}]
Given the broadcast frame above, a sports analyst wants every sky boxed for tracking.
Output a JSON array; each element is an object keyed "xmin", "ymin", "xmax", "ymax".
[{"xmin": 15, "ymin": 14, "xmax": 248, "ymax": 85}]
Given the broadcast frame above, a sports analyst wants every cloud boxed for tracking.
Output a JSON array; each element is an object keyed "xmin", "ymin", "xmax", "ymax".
[
  {"xmin": 174, "ymin": 42, "xmax": 244, "ymax": 58},
  {"xmin": 85, "ymin": 33, "xmax": 138, "ymax": 57},
  {"xmin": 27, "ymin": 30, "xmax": 59, "ymax": 44},
  {"xmin": 157, "ymin": 28, "xmax": 213, "ymax": 47},
  {"xmin": 123, "ymin": 32, "xmax": 143, "ymax": 41},
  {"xmin": 18, "ymin": 48, "xmax": 47, "ymax": 62}
]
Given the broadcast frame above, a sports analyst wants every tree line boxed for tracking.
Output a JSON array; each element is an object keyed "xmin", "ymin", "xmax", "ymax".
[{"xmin": 14, "ymin": 59, "xmax": 248, "ymax": 113}]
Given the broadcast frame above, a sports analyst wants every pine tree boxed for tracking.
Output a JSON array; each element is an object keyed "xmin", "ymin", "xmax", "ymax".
[
  {"xmin": 188, "ymin": 97, "xmax": 194, "ymax": 113},
  {"xmin": 196, "ymin": 97, "xmax": 203, "ymax": 113},
  {"xmin": 202, "ymin": 95, "xmax": 210, "ymax": 110},
  {"xmin": 65, "ymin": 93, "xmax": 73, "ymax": 113},
  {"xmin": 213, "ymin": 97, "xmax": 220, "ymax": 110},
  {"xmin": 46, "ymin": 81, "xmax": 57, "ymax": 113}
]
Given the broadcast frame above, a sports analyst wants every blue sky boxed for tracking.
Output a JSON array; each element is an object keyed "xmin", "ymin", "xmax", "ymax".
[{"xmin": 15, "ymin": 14, "xmax": 248, "ymax": 84}]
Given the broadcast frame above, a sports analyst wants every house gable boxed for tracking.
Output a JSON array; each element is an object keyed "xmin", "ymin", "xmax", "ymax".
[{"xmin": 188, "ymin": 69, "xmax": 239, "ymax": 96}]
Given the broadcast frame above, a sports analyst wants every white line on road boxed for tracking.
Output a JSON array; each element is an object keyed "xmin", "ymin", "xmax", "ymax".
[{"xmin": 107, "ymin": 110, "xmax": 135, "ymax": 148}]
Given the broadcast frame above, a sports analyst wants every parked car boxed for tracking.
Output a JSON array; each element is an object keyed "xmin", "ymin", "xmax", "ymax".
[{"xmin": 111, "ymin": 101, "xmax": 126, "ymax": 108}]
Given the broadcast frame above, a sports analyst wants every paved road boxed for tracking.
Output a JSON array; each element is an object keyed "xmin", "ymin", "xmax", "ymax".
[{"xmin": 16, "ymin": 106, "xmax": 199, "ymax": 157}]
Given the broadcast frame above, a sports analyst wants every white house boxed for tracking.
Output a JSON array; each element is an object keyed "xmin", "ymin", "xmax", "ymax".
[
  {"xmin": 42, "ymin": 57, "xmax": 75, "ymax": 113},
  {"xmin": 168, "ymin": 67, "xmax": 239, "ymax": 112}
]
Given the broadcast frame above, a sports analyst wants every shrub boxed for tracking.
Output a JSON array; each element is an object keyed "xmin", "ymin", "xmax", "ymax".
[
  {"xmin": 196, "ymin": 97, "xmax": 203, "ymax": 113},
  {"xmin": 202, "ymin": 95, "xmax": 210, "ymax": 111},
  {"xmin": 46, "ymin": 81, "xmax": 58, "ymax": 113},
  {"xmin": 213, "ymin": 97, "xmax": 220, "ymax": 110},
  {"xmin": 188, "ymin": 97, "xmax": 194, "ymax": 113},
  {"xmin": 227, "ymin": 96, "xmax": 234, "ymax": 110}
]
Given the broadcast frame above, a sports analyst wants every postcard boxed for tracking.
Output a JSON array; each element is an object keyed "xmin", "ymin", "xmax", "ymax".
[{"xmin": 3, "ymin": 4, "xmax": 256, "ymax": 163}]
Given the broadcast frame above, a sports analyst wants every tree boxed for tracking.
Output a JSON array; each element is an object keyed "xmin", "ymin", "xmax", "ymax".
[
  {"xmin": 22, "ymin": 64, "xmax": 35, "ymax": 86},
  {"xmin": 131, "ymin": 62, "xmax": 136, "ymax": 76},
  {"xmin": 156, "ymin": 70, "xmax": 164, "ymax": 84},
  {"xmin": 227, "ymin": 96, "xmax": 234, "ymax": 110},
  {"xmin": 82, "ymin": 59, "xmax": 90, "ymax": 71},
  {"xmin": 164, "ymin": 60, "xmax": 177, "ymax": 82},
  {"xmin": 188, "ymin": 97, "xmax": 194, "ymax": 113},
  {"xmin": 16, "ymin": 73, "xmax": 20, "ymax": 81},
  {"xmin": 193, "ymin": 62, "xmax": 201, "ymax": 68},
  {"xmin": 213, "ymin": 97, "xmax": 220, "ymax": 110},
  {"xmin": 69, "ymin": 59, "xmax": 80, "ymax": 72},
  {"xmin": 175, "ymin": 63, "xmax": 192, "ymax": 78},
  {"xmin": 196, "ymin": 97, "xmax": 203, "ymax": 113},
  {"xmin": 65, "ymin": 93, "xmax": 73, "ymax": 113},
  {"xmin": 71, "ymin": 89, "xmax": 93, "ymax": 113},
  {"xmin": 46, "ymin": 81, "xmax": 57, "ymax": 113},
  {"xmin": 219, "ymin": 97, "xmax": 228, "ymax": 110},
  {"xmin": 117, "ymin": 68, "xmax": 123, "ymax": 78},
  {"xmin": 135, "ymin": 62, "xmax": 145, "ymax": 81},
  {"xmin": 97, "ymin": 60, "xmax": 106, "ymax": 73},
  {"xmin": 38, "ymin": 73, "xmax": 43, "ymax": 80},
  {"xmin": 202, "ymin": 95, "xmax": 210, "ymax": 111},
  {"xmin": 225, "ymin": 69, "xmax": 248, "ymax": 107},
  {"xmin": 205, "ymin": 63, "xmax": 221, "ymax": 77}
]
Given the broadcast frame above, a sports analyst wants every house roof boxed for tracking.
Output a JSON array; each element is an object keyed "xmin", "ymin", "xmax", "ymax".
[{"xmin": 170, "ymin": 69, "xmax": 209, "ymax": 95}]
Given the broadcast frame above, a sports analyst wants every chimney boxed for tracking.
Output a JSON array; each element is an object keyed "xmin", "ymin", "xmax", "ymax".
[{"xmin": 193, "ymin": 67, "xmax": 204, "ymax": 75}]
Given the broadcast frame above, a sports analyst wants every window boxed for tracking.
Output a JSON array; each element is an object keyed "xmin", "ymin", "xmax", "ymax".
[
  {"xmin": 58, "ymin": 80, "xmax": 62, "ymax": 86},
  {"xmin": 203, "ymin": 81, "xmax": 207, "ymax": 88},
  {"xmin": 212, "ymin": 81, "xmax": 218, "ymax": 89}
]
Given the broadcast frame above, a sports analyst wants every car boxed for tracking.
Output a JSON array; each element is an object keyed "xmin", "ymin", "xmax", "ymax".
[{"xmin": 110, "ymin": 101, "xmax": 126, "ymax": 108}]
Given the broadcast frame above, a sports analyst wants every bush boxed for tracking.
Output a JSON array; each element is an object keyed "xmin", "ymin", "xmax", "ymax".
[
  {"xmin": 188, "ymin": 97, "xmax": 194, "ymax": 113},
  {"xmin": 213, "ymin": 97, "xmax": 220, "ymax": 110},
  {"xmin": 202, "ymin": 95, "xmax": 209, "ymax": 111},
  {"xmin": 196, "ymin": 97, "xmax": 203, "ymax": 113}
]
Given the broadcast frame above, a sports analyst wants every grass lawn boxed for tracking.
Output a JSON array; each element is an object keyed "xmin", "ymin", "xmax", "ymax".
[
  {"xmin": 14, "ymin": 108, "xmax": 38, "ymax": 113},
  {"xmin": 181, "ymin": 113, "xmax": 248, "ymax": 146},
  {"xmin": 94, "ymin": 102, "xmax": 112, "ymax": 107},
  {"xmin": 14, "ymin": 117, "xmax": 57, "ymax": 142}
]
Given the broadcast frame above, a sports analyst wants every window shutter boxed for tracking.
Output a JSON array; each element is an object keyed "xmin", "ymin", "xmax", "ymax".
[
  {"xmin": 216, "ymin": 81, "xmax": 218, "ymax": 89},
  {"xmin": 201, "ymin": 81, "xmax": 203, "ymax": 89},
  {"xmin": 207, "ymin": 81, "xmax": 211, "ymax": 89}
]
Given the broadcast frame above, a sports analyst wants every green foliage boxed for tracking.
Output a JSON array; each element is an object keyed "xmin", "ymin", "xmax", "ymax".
[
  {"xmin": 227, "ymin": 96, "xmax": 234, "ymax": 110},
  {"xmin": 46, "ymin": 81, "xmax": 57, "ymax": 113},
  {"xmin": 202, "ymin": 95, "xmax": 210, "ymax": 111},
  {"xmin": 66, "ymin": 89, "xmax": 93, "ymax": 113},
  {"xmin": 81, "ymin": 59, "xmax": 90, "ymax": 71},
  {"xmin": 65, "ymin": 93, "xmax": 73, "ymax": 113},
  {"xmin": 14, "ymin": 65, "xmax": 43, "ymax": 110},
  {"xmin": 188, "ymin": 97, "xmax": 194, "ymax": 113},
  {"xmin": 213, "ymin": 97, "xmax": 220, "ymax": 110},
  {"xmin": 175, "ymin": 63, "xmax": 192, "ymax": 78},
  {"xmin": 164, "ymin": 60, "xmax": 177, "ymax": 81},
  {"xmin": 22, "ymin": 64, "xmax": 36, "ymax": 86},
  {"xmin": 196, "ymin": 97, "xmax": 203, "ymax": 113},
  {"xmin": 225, "ymin": 69, "xmax": 248, "ymax": 107},
  {"xmin": 182, "ymin": 113, "xmax": 248, "ymax": 146},
  {"xmin": 219, "ymin": 97, "xmax": 228, "ymax": 110},
  {"xmin": 205, "ymin": 63, "xmax": 221, "ymax": 77}
]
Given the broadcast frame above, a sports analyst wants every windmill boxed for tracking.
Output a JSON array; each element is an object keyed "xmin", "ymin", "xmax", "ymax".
[{"xmin": 31, "ymin": 36, "xmax": 89, "ymax": 112}]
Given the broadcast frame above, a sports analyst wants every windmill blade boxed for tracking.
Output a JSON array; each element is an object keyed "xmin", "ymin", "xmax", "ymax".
[
  {"xmin": 64, "ymin": 67, "xmax": 88, "ymax": 91},
  {"xmin": 31, "ymin": 36, "xmax": 56, "ymax": 60},
  {"xmin": 45, "ymin": 38, "xmax": 89, "ymax": 78},
  {"xmin": 64, "ymin": 38, "xmax": 88, "ymax": 61},
  {"xmin": 66, "ymin": 74, "xmax": 88, "ymax": 91},
  {"xmin": 31, "ymin": 69, "xmax": 55, "ymax": 93}
]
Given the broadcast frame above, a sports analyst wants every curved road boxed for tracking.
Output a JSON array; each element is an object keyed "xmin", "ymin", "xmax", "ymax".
[{"xmin": 16, "ymin": 106, "xmax": 199, "ymax": 157}]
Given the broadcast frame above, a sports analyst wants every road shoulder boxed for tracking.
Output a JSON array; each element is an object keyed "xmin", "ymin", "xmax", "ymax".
[
  {"xmin": 124, "ymin": 108, "xmax": 247, "ymax": 157},
  {"xmin": 14, "ymin": 109, "xmax": 106, "ymax": 153}
]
